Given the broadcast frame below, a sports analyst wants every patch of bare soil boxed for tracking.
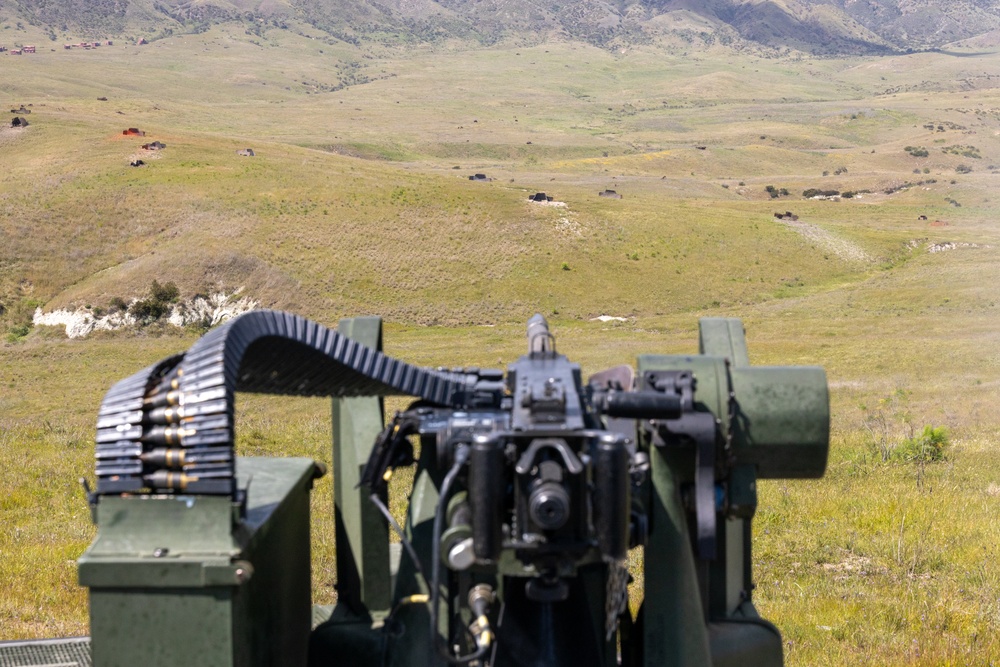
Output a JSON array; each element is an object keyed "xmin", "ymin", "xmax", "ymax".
[
  {"xmin": 820, "ymin": 554, "xmax": 886, "ymax": 580},
  {"xmin": 927, "ymin": 241, "xmax": 989, "ymax": 253},
  {"xmin": 779, "ymin": 218, "xmax": 872, "ymax": 263},
  {"xmin": 129, "ymin": 150, "xmax": 162, "ymax": 163},
  {"xmin": 0, "ymin": 124, "xmax": 28, "ymax": 147}
]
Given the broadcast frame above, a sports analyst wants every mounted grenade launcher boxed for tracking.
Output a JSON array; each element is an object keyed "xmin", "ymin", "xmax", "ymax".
[{"xmin": 73, "ymin": 310, "xmax": 828, "ymax": 667}]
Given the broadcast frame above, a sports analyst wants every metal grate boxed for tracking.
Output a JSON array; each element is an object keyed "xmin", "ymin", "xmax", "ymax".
[{"xmin": 0, "ymin": 637, "xmax": 92, "ymax": 667}]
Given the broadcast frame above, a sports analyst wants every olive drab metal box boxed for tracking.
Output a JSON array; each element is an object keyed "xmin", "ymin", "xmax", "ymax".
[{"xmin": 78, "ymin": 457, "xmax": 318, "ymax": 667}]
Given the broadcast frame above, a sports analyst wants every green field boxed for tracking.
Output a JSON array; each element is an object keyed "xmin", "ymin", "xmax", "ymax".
[{"xmin": 2, "ymin": 23, "xmax": 1000, "ymax": 665}]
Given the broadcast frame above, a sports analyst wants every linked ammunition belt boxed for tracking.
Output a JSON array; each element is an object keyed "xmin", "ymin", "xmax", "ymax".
[{"xmin": 94, "ymin": 310, "xmax": 468, "ymax": 497}]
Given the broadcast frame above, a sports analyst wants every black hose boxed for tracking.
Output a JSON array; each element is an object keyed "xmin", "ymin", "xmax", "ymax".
[{"xmin": 368, "ymin": 492, "xmax": 426, "ymax": 583}]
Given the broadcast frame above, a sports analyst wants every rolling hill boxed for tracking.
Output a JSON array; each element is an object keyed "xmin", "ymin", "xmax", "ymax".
[
  {"xmin": 5, "ymin": 31, "xmax": 999, "ymax": 332},
  {"xmin": 4, "ymin": 0, "xmax": 1000, "ymax": 53}
]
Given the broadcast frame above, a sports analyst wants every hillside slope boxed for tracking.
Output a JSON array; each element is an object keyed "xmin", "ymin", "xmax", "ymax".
[
  {"xmin": 3, "ymin": 32, "xmax": 1000, "ymax": 335},
  {"xmin": 4, "ymin": 0, "xmax": 1000, "ymax": 52}
]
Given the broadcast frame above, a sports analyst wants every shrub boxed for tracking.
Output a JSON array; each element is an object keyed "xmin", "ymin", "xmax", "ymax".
[
  {"xmin": 803, "ymin": 188, "xmax": 840, "ymax": 198},
  {"xmin": 956, "ymin": 164, "xmax": 972, "ymax": 174},
  {"xmin": 6, "ymin": 323, "xmax": 30, "ymax": 343},
  {"xmin": 129, "ymin": 298, "xmax": 169, "ymax": 321},
  {"xmin": 150, "ymin": 280, "xmax": 180, "ymax": 303},
  {"xmin": 129, "ymin": 280, "xmax": 181, "ymax": 322},
  {"xmin": 893, "ymin": 426, "xmax": 949, "ymax": 463},
  {"xmin": 942, "ymin": 145, "xmax": 981, "ymax": 159},
  {"xmin": 1, "ymin": 297, "xmax": 42, "ymax": 340}
]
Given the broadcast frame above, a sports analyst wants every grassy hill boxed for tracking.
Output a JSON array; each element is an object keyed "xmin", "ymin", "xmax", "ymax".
[
  {"xmin": 6, "ymin": 34, "xmax": 999, "ymax": 327},
  {"xmin": 2, "ymin": 25, "xmax": 1000, "ymax": 665}
]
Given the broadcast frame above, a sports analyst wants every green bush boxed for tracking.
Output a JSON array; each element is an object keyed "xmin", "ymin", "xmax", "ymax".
[
  {"xmin": 1, "ymin": 297, "xmax": 42, "ymax": 340},
  {"xmin": 893, "ymin": 425, "xmax": 949, "ymax": 463},
  {"xmin": 129, "ymin": 299, "xmax": 169, "ymax": 321},
  {"xmin": 803, "ymin": 188, "xmax": 840, "ymax": 198},
  {"xmin": 128, "ymin": 280, "xmax": 181, "ymax": 323},
  {"xmin": 150, "ymin": 280, "xmax": 180, "ymax": 304},
  {"xmin": 6, "ymin": 323, "xmax": 30, "ymax": 343}
]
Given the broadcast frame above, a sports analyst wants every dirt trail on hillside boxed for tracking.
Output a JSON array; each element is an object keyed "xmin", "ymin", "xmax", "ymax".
[{"xmin": 779, "ymin": 219, "xmax": 872, "ymax": 263}]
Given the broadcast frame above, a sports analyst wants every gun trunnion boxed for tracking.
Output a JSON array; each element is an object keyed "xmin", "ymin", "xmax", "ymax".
[{"xmin": 71, "ymin": 310, "xmax": 828, "ymax": 667}]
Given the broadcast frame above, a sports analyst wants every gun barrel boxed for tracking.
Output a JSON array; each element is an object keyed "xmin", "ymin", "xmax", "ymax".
[
  {"xmin": 601, "ymin": 391, "xmax": 682, "ymax": 420},
  {"xmin": 527, "ymin": 314, "xmax": 552, "ymax": 354}
]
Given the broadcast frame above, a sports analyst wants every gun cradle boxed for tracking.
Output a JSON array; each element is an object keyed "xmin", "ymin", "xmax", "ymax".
[{"xmin": 77, "ymin": 311, "xmax": 828, "ymax": 667}]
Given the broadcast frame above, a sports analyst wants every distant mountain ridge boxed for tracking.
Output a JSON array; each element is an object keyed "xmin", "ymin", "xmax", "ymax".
[{"xmin": 4, "ymin": 0, "xmax": 1000, "ymax": 53}]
